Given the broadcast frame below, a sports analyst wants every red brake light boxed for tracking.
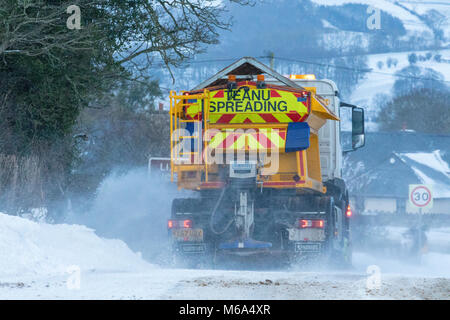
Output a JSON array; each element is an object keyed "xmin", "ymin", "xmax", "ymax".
[
  {"xmin": 183, "ymin": 219, "xmax": 192, "ymax": 228},
  {"xmin": 346, "ymin": 205, "xmax": 352, "ymax": 218},
  {"xmin": 299, "ymin": 219, "xmax": 324, "ymax": 228},
  {"xmin": 168, "ymin": 219, "xmax": 193, "ymax": 229}
]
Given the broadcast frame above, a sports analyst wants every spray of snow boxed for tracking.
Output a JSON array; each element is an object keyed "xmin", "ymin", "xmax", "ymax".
[{"xmin": 67, "ymin": 167, "xmax": 194, "ymax": 264}]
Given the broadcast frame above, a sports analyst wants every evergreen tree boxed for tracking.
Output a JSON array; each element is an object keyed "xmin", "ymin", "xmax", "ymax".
[{"xmin": 377, "ymin": 88, "xmax": 450, "ymax": 134}]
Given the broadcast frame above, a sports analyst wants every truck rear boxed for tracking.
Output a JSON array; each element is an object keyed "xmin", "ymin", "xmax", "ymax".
[{"xmin": 166, "ymin": 57, "xmax": 364, "ymax": 267}]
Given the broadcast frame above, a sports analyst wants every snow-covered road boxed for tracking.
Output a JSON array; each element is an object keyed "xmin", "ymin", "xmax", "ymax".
[
  {"xmin": 1, "ymin": 212, "xmax": 449, "ymax": 300},
  {"xmin": 1, "ymin": 265, "xmax": 449, "ymax": 300}
]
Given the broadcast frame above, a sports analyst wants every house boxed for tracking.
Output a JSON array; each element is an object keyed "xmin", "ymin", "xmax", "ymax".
[{"xmin": 343, "ymin": 131, "xmax": 450, "ymax": 215}]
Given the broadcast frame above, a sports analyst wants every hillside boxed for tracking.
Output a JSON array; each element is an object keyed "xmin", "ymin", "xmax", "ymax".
[{"xmin": 350, "ymin": 48, "xmax": 450, "ymax": 129}]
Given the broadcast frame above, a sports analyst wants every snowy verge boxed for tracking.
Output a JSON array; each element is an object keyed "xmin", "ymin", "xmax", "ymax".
[
  {"xmin": 0, "ymin": 212, "xmax": 154, "ymax": 277},
  {"xmin": 353, "ymin": 251, "xmax": 450, "ymax": 278}
]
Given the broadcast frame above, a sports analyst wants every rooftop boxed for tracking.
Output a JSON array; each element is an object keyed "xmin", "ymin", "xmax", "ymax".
[{"xmin": 344, "ymin": 131, "xmax": 450, "ymax": 198}]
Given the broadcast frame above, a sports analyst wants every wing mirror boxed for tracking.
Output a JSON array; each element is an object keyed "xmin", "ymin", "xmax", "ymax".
[{"xmin": 340, "ymin": 102, "xmax": 365, "ymax": 152}]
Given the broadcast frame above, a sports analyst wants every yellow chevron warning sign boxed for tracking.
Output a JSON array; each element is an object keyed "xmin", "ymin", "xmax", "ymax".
[
  {"xmin": 209, "ymin": 88, "xmax": 309, "ymax": 124},
  {"xmin": 184, "ymin": 86, "xmax": 310, "ymax": 124}
]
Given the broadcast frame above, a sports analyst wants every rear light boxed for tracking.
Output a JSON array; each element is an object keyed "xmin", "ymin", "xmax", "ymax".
[
  {"xmin": 183, "ymin": 219, "xmax": 193, "ymax": 228},
  {"xmin": 167, "ymin": 219, "xmax": 193, "ymax": 229},
  {"xmin": 346, "ymin": 205, "xmax": 352, "ymax": 218},
  {"xmin": 299, "ymin": 219, "xmax": 324, "ymax": 228}
]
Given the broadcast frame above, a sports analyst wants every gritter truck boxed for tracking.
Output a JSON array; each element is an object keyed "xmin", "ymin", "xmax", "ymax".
[{"xmin": 166, "ymin": 57, "xmax": 365, "ymax": 267}]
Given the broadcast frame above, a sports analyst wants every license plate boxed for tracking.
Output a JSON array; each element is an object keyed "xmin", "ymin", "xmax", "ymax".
[
  {"xmin": 295, "ymin": 243, "xmax": 321, "ymax": 252},
  {"xmin": 172, "ymin": 228, "xmax": 203, "ymax": 242},
  {"xmin": 181, "ymin": 244, "xmax": 206, "ymax": 253}
]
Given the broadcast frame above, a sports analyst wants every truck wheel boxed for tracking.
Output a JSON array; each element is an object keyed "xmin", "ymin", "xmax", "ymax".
[
  {"xmin": 329, "ymin": 241, "xmax": 352, "ymax": 269},
  {"xmin": 329, "ymin": 199, "xmax": 352, "ymax": 269},
  {"xmin": 170, "ymin": 198, "xmax": 212, "ymax": 269}
]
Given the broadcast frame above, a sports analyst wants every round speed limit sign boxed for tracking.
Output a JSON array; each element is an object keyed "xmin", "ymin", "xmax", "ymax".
[{"xmin": 409, "ymin": 184, "xmax": 433, "ymax": 209}]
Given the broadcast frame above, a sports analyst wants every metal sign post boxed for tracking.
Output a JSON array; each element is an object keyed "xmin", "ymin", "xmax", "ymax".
[
  {"xmin": 408, "ymin": 184, "xmax": 433, "ymax": 258},
  {"xmin": 419, "ymin": 207, "xmax": 422, "ymax": 253}
]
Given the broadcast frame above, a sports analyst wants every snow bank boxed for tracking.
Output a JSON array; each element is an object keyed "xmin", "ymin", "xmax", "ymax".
[{"xmin": 0, "ymin": 213, "xmax": 154, "ymax": 277}]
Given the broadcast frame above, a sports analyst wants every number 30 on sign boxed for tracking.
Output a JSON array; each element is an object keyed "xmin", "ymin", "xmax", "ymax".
[{"xmin": 409, "ymin": 184, "xmax": 433, "ymax": 209}]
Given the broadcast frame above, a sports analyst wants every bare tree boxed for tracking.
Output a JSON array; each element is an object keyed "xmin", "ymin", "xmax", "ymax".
[
  {"xmin": 1, "ymin": 0, "xmax": 251, "ymax": 75},
  {"xmin": 0, "ymin": 1, "xmax": 97, "ymax": 60}
]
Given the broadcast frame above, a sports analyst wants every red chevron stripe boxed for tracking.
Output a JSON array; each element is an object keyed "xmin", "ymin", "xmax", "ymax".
[
  {"xmin": 270, "ymin": 90, "xmax": 281, "ymax": 98},
  {"xmin": 259, "ymin": 113, "xmax": 279, "ymax": 123},
  {"xmin": 286, "ymin": 111, "xmax": 302, "ymax": 122},
  {"xmin": 213, "ymin": 90, "xmax": 224, "ymax": 98},
  {"xmin": 261, "ymin": 132, "xmax": 272, "ymax": 148},
  {"xmin": 206, "ymin": 130, "xmax": 219, "ymax": 141},
  {"xmin": 215, "ymin": 114, "xmax": 236, "ymax": 123},
  {"xmin": 300, "ymin": 150, "xmax": 305, "ymax": 176},
  {"xmin": 222, "ymin": 133, "xmax": 238, "ymax": 148},
  {"xmin": 250, "ymin": 132, "xmax": 269, "ymax": 148},
  {"xmin": 299, "ymin": 113, "xmax": 308, "ymax": 122}
]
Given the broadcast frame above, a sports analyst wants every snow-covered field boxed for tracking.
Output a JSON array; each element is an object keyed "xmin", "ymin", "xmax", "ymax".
[
  {"xmin": 349, "ymin": 48, "xmax": 450, "ymax": 129},
  {"xmin": 311, "ymin": 0, "xmax": 434, "ymax": 35},
  {"xmin": 0, "ymin": 212, "xmax": 449, "ymax": 300}
]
